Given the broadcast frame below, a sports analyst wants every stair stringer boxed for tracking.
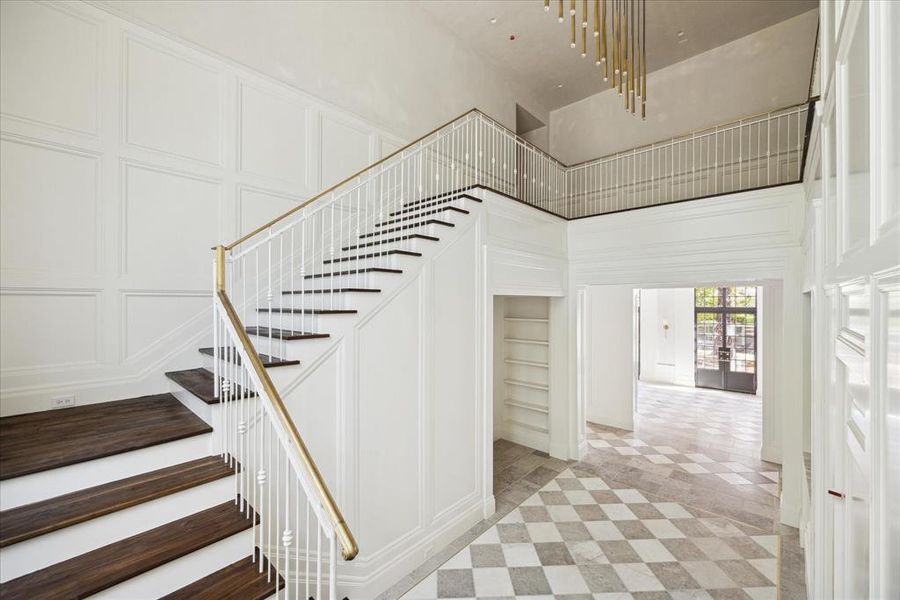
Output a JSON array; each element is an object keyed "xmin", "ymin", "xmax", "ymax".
[{"xmin": 246, "ymin": 205, "xmax": 490, "ymax": 599}]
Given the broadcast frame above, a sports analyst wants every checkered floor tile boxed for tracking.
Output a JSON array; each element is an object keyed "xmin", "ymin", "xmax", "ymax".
[
  {"xmin": 585, "ymin": 383, "xmax": 780, "ymax": 499},
  {"xmin": 401, "ymin": 469, "xmax": 776, "ymax": 599}
]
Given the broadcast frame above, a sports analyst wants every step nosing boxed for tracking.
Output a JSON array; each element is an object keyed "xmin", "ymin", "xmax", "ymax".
[
  {"xmin": 0, "ymin": 502, "xmax": 254, "ymax": 598},
  {"xmin": 0, "ymin": 457, "xmax": 233, "ymax": 548},
  {"xmin": 0, "ymin": 394, "xmax": 211, "ymax": 481}
]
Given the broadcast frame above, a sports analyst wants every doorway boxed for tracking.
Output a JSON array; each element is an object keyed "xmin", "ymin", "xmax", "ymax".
[{"xmin": 694, "ymin": 286, "xmax": 758, "ymax": 394}]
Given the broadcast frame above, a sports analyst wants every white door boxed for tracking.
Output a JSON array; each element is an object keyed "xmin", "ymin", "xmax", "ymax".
[{"xmin": 836, "ymin": 282, "xmax": 871, "ymax": 600}]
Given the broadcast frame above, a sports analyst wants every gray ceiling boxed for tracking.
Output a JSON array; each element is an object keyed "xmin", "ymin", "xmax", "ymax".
[{"xmin": 419, "ymin": 0, "xmax": 819, "ymax": 111}]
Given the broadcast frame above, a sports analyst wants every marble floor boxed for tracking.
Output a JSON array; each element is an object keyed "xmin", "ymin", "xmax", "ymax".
[{"xmin": 382, "ymin": 383, "xmax": 805, "ymax": 599}]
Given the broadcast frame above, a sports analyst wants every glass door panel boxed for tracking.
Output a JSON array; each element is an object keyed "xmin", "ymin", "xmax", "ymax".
[{"xmin": 695, "ymin": 287, "xmax": 758, "ymax": 393}]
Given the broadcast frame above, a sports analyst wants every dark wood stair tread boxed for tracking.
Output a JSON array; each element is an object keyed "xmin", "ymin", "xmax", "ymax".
[
  {"xmin": 282, "ymin": 287, "xmax": 381, "ymax": 295},
  {"xmin": 323, "ymin": 249, "xmax": 422, "ymax": 264},
  {"xmin": 378, "ymin": 205, "xmax": 468, "ymax": 227},
  {"xmin": 245, "ymin": 326, "xmax": 331, "ymax": 340},
  {"xmin": 0, "ymin": 456, "xmax": 233, "ymax": 548},
  {"xmin": 256, "ymin": 307, "xmax": 358, "ymax": 314},
  {"xmin": 166, "ymin": 368, "xmax": 256, "ymax": 405},
  {"xmin": 0, "ymin": 394, "xmax": 212, "ymax": 481},
  {"xmin": 358, "ymin": 218, "xmax": 453, "ymax": 239},
  {"xmin": 199, "ymin": 347, "xmax": 299, "ymax": 368},
  {"xmin": 160, "ymin": 553, "xmax": 283, "ymax": 600},
  {"xmin": 391, "ymin": 193, "xmax": 481, "ymax": 216},
  {"xmin": 0, "ymin": 502, "xmax": 253, "ymax": 600},
  {"xmin": 304, "ymin": 267, "xmax": 402, "ymax": 279},
  {"xmin": 342, "ymin": 233, "xmax": 438, "ymax": 252}
]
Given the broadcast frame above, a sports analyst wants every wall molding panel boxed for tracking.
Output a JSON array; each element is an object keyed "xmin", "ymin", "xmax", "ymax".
[
  {"xmin": 0, "ymin": 0, "xmax": 409, "ymax": 416},
  {"xmin": 0, "ymin": 1, "xmax": 103, "ymax": 139}
]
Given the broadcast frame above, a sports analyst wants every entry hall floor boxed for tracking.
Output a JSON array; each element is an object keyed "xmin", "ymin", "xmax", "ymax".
[{"xmin": 386, "ymin": 384, "xmax": 805, "ymax": 599}]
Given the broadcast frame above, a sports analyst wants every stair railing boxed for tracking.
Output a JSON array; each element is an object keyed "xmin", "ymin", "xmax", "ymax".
[{"xmin": 208, "ymin": 100, "xmax": 813, "ymax": 596}]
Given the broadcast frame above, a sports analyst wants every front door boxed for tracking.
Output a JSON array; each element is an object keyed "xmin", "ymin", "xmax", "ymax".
[{"xmin": 694, "ymin": 287, "xmax": 757, "ymax": 394}]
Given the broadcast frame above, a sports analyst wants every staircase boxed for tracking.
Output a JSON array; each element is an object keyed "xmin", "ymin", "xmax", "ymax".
[
  {"xmin": 0, "ymin": 187, "xmax": 483, "ymax": 598},
  {"xmin": 0, "ymin": 101, "xmax": 813, "ymax": 597}
]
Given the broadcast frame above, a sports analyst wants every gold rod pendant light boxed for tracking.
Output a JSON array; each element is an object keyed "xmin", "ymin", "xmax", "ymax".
[
  {"xmin": 641, "ymin": 0, "xmax": 646, "ymax": 119},
  {"xmin": 601, "ymin": 0, "xmax": 608, "ymax": 80},
  {"xmin": 631, "ymin": 0, "xmax": 636, "ymax": 113},
  {"xmin": 582, "ymin": 14, "xmax": 587, "ymax": 57},
  {"xmin": 543, "ymin": 0, "xmax": 645, "ymax": 117},
  {"xmin": 570, "ymin": 5, "xmax": 576, "ymax": 47}
]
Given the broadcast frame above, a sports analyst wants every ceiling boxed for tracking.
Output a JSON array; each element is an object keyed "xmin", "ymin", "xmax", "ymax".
[{"xmin": 419, "ymin": 0, "xmax": 818, "ymax": 113}]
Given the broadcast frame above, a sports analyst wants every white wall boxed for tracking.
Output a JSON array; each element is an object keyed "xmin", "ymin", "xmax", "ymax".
[
  {"xmin": 91, "ymin": 0, "xmax": 550, "ymax": 141},
  {"xmin": 638, "ymin": 288, "xmax": 695, "ymax": 387},
  {"xmin": 549, "ymin": 9, "xmax": 818, "ymax": 164},
  {"xmin": 583, "ymin": 285, "xmax": 635, "ymax": 431}
]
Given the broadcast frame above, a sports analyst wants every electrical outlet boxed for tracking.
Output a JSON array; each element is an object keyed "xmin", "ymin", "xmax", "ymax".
[{"xmin": 51, "ymin": 395, "xmax": 76, "ymax": 409}]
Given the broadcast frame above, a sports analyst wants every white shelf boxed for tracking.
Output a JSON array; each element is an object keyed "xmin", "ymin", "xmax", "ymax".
[
  {"xmin": 504, "ymin": 398, "xmax": 549, "ymax": 414},
  {"xmin": 505, "ymin": 418, "xmax": 549, "ymax": 434},
  {"xmin": 504, "ymin": 358, "xmax": 549, "ymax": 368},
  {"xmin": 504, "ymin": 317, "xmax": 549, "ymax": 323},
  {"xmin": 504, "ymin": 337, "xmax": 549, "ymax": 346},
  {"xmin": 504, "ymin": 378, "xmax": 549, "ymax": 391}
]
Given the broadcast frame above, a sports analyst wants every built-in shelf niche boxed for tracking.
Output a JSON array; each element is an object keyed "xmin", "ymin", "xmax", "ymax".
[{"xmin": 495, "ymin": 296, "xmax": 550, "ymax": 452}]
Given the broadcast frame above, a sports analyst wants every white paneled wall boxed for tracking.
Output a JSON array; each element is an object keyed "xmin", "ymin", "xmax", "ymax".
[
  {"xmin": 803, "ymin": 1, "xmax": 900, "ymax": 598},
  {"xmin": 0, "ymin": 0, "xmax": 404, "ymax": 416}
]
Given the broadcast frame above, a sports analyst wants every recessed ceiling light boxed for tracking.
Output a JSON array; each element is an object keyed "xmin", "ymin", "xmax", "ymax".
[
  {"xmin": 490, "ymin": 17, "xmax": 497, "ymax": 24},
  {"xmin": 676, "ymin": 30, "xmax": 684, "ymax": 37},
  {"xmin": 556, "ymin": 83, "xmax": 564, "ymax": 88}
]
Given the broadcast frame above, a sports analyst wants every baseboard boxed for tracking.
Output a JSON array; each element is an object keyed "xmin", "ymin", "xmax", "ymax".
[
  {"xmin": 761, "ymin": 441, "xmax": 782, "ymax": 465},
  {"xmin": 780, "ymin": 495, "xmax": 801, "ymax": 528},
  {"xmin": 337, "ymin": 495, "xmax": 486, "ymax": 599},
  {"xmin": 502, "ymin": 425, "xmax": 549, "ymax": 453},
  {"xmin": 577, "ymin": 438, "xmax": 589, "ymax": 460}
]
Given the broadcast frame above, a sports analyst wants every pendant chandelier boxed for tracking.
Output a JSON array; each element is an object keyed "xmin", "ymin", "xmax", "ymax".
[{"xmin": 543, "ymin": 0, "xmax": 647, "ymax": 119}]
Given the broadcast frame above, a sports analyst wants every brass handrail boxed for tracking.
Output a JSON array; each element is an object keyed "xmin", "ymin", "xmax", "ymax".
[{"xmin": 215, "ymin": 252, "xmax": 358, "ymax": 560}]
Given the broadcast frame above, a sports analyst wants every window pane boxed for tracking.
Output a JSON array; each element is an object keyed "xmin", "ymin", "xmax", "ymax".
[
  {"xmin": 695, "ymin": 287, "xmax": 723, "ymax": 307},
  {"xmin": 727, "ymin": 313, "xmax": 756, "ymax": 373},
  {"xmin": 726, "ymin": 286, "xmax": 757, "ymax": 308},
  {"xmin": 695, "ymin": 312, "xmax": 723, "ymax": 369}
]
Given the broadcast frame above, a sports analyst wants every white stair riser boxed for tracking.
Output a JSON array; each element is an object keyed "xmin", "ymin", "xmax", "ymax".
[
  {"xmin": 272, "ymin": 291, "xmax": 383, "ymax": 311},
  {"xmin": 0, "ymin": 476, "xmax": 234, "ymax": 582},
  {"xmin": 342, "ymin": 237, "xmax": 433, "ymax": 254},
  {"xmin": 319, "ymin": 253, "xmax": 419, "ymax": 271},
  {"xmin": 87, "ymin": 527, "xmax": 253, "ymax": 599},
  {"xmin": 301, "ymin": 271, "xmax": 405, "ymax": 289},
  {"xmin": 0, "ymin": 434, "xmax": 213, "ymax": 511},
  {"xmin": 379, "ymin": 207, "xmax": 471, "ymax": 227},
  {"xmin": 390, "ymin": 196, "xmax": 477, "ymax": 217},
  {"xmin": 356, "ymin": 222, "xmax": 447, "ymax": 243}
]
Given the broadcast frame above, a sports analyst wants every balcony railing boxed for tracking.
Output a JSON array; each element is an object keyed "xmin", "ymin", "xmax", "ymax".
[{"xmin": 564, "ymin": 101, "xmax": 812, "ymax": 218}]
